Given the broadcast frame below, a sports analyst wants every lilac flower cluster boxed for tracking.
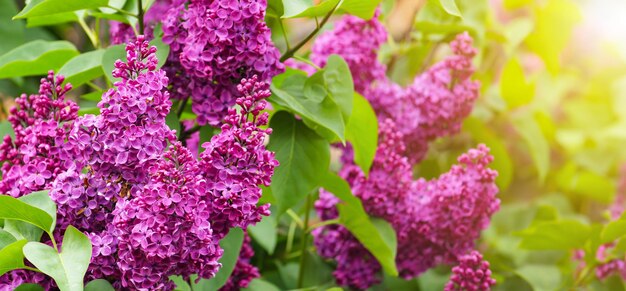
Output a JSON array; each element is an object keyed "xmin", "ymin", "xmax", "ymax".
[
  {"xmin": 162, "ymin": 0, "xmax": 284, "ymax": 125},
  {"xmin": 198, "ymin": 75, "xmax": 276, "ymax": 237},
  {"xmin": 314, "ymin": 121, "xmax": 499, "ymax": 288},
  {"xmin": 310, "ymin": 13, "xmax": 388, "ymax": 93},
  {"xmin": 444, "ymin": 251, "xmax": 496, "ymax": 291},
  {"xmin": 220, "ymin": 233, "xmax": 261, "ymax": 291},
  {"xmin": 0, "ymin": 72, "xmax": 78, "ymax": 290},
  {"xmin": 2, "ymin": 36, "xmax": 276, "ymax": 290},
  {"xmin": 308, "ymin": 13, "xmax": 479, "ymax": 162},
  {"xmin": 0, "ymin": 72, "xmax": 77, "ymax": 197}
]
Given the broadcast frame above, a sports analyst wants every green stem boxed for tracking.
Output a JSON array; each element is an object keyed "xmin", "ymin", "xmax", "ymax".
[
  {"xmin": 286, "ymin": 209, "xmax": 304, "ymax": 228},
  {"xmin": 177, "ymin": 97, "xmax": 189, "ymax": 119},
  {"xmin": 86, "ymin": 81, "xmax": 102, "ymax": 91},
  {"xmin": 47, "ymin": 231, "xmax": 59, "ymax": 252},
  {"xmin": 296, "ymin": 193, "xmax": 313, "ymax": 289},
  {"xmin": 78, "ymin": 18, "xmax": 98, "ymax": 48},
  {"xmin": 105, "ymin": 5, "xmax": 137, "ymax": 17},
  {"xmin": 188, "ymin": 277, "xmax": 195, "ymax": 291},
  {"xmin": 307, "ymin": 218, "xmax": 339, "ymax": 233},
  {"xmin": 286, "ymin": 220, "xmax": 297, "ymax": 255},
  {"xmin": 278, "ymin": 18, "xmax": 291, "ymax": 50},
  {"xmin": 137, "ymin": 0, "xmax": 145, "ymax": 35},
  {"xmin": 279, "ymin": 0, "xmax": 342, "ymax": 62},
  {"xmin": 178, "ymin": 124, "xmax": 200, "ymax": 142}
]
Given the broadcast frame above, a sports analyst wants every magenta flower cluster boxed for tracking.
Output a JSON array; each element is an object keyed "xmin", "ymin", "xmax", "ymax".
[
  {"xmin": 162, "ymin": 0, "xmax": 284, "ymax": 125},
  {"xmin": 0, "ymin": 36, "xmax": 276, "ymax": 291},
  {"xmin": 314, "ymin": 121, "xmax": 500, "ymax": 288},
  {"xmin": 308, "ymin": 14, "xmax": 479, "ymax": 163},
  {"xmin": 308, "ymin": 13, "xmax": 498, "ymax": 289},
  {"xmin": 0, "ymin": 72, "xmax": 78, "ymax": 290},
  {"xmin": 444, "ymin": 251, "xmax": 496, "ymax": 291},
  {"xmin": 0, "ymin": 72, "xmax": 77, "ymax": 197}
]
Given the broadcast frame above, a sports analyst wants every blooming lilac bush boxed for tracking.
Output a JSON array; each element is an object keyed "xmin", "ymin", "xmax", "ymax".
[{"xmin": 7, "ymin": 0, "xmax": 606, "ymax": 290}]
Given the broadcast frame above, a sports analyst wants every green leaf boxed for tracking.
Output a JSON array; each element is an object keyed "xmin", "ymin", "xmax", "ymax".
[
  {"xmin": 0, "ymin": 229, "xmax": 17, "ymax": 249},
  {"xmin": 346, "ymin": 93, "xmax": 378, "ymax": 175},
  {"xmin": 81, "ymin": 90, "xmax": 104, "ymax": 102},
  {"xmin": 248, "ymin": 214, "xmax": 277, "ymax": 254},
  {"xmin": 437, "ymin": 0, "xmax": 462, "ymax": 17},
  {"xmin": 170, "ymin": 276, "xmax": 191, "ymax": 291},
  {"xmin": 267, "ymin": 112, "xmax": 330, "ymax": 215},
  {"xmin": 78, "ymin": 107, "xmax": 101, "ymax": 116},
  {"xmin": 321, "ymin": 172, "xmax": 398, "ymax": 276},
  {"xmin": 101, "ymin": 44, "xmax": 125, "ymax": 83},
  {"xmin": 601, "ymin": 218, "xmax": 626, "ymax": 244},
  {"xmin": 14, "ymin": 0, "xmax": 108, "ymax": 19},
  {"xmin": 0, "ymin": 40, "xmax": 78, "ymax": 78},
  {"xmin": 4, "ymin": 191, "xmax": 58, "ymax": 241},
  {"xmin": 150, "ymin": 36, "xmax": 170, "ymax": 69},
  {"xmin": 516, "ymin": 219, "xmax": 591, "ymax": 250},
  {"xmin": 525, "ymin": 0, "xmax": 581, "ymax": 74},
  {"xmin": 192, "ymin": 228, "xmax": 245, "ymax": 290},
  {"xmin": 14, "ymin": 284, "xmax": 45, "ymax": 291},
  {"xmin": 0, "ymin": 239, "xmax": 27, "ymax": 276},
  {"xmin": 165, "ymin": 111, "xmax": 181, "ymax": 138},
  {"xmin": 23, "ymin": 226, "xmax": 92, "ymax": 291},
  {"xmin": 58, "ymin": 50, "xmax": 105, "ymax": 87},
  {"xmin": 270, "ymin": 55, "xmax": 354, "ymax": 142},
  {"xmin": 515, "ymin": 265, "xmax": 562, "ymax": 291},
  {"xmin": 26, "ymin": 12, "xmax": 80, "ymax": 27},
  {"xmin": 339, "ymin": 0, "xmax": 383, "ymax": 19},
  {"xmin": 0, "ymin": 193, "xmax": 55, "ymax": 234},
  {"xmin": 512, "ymin": 112, "xmax": 549, "ymax": 183},
  {"xmin": 85, "ymin": 279, "xmax": 115, "ymax": 291},
  {"xmin": 282, "ymin": 0, "xmax": 340, "ymax": 19},
  {"xmin": 242, "ymin": 279, "xmax": 281, "ymax": 291},
  {"xmin": 501, "ymin": 57, "xmax": 535, "ymax": 109},
  {"xmin": 0, "ymin": 0, "xmax": 26, "ymax": 55},
  {"xmin": 0, "ymin": 121, "xmax": 15, "ymax": 140}
]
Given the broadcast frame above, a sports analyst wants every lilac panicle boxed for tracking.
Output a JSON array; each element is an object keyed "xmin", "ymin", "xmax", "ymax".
[
  {"xmin": 199, "ymin": 75, "xmax": 276, "ymax": 238},
  {"xmin": 162, "ymin": 0, "xmax": 284, "ymax": 125},
  {"xmin": 0, "ymin": 72, "xmax": 76, "ymax": 291},
  {"xmin": 310, "ymin": 12, "xmax": 479, "ymax": 162},
  {"xmin": 0, "ymin": 71, "xmax": 77, "ymax": 197},
  {"xmin": 444, "ymin": 251, "xmax": 496, "ymax": 291},
  {"xmin": 314, "ymin": 121, "xmax": 499, "ymax": 288}
]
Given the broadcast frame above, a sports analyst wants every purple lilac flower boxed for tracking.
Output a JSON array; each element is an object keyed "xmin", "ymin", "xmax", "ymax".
[
  {"xmin": 162, "ymin": 0, "xmax": 284, "ymax": 125},
  {"xmin": 198, "ymin": 75, "xmax": 276, "ymax": 237},
  {"xmin": 444, "ymin": 251, "xmax": 496, "ymax": 291},
  {"xmin": 112, "ymin": 142, "xmax": 222, "ymax": 289},
  {"xmin": 310, "ymin": 12, "xmax": 388, "ymax": 93},
  {"xmin": 0, "ymin": 72, "xmax": 77, "ymax": 197},
  {"xmin": 220, "ymin": 233, "xmax": 260, "ymax": 291},
  {"xmin": 314, "ymin": 121, "xmax": 499, "ymax": 288},
  {"xmin": 310, "ymin": 12, "xmax": 479, "ymax": 163}
]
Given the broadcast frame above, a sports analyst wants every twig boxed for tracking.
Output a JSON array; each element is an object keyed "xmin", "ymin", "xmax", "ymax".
[{"xmin": 279, "ymin": 0, "xmax": 342, "ymax": 62}]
